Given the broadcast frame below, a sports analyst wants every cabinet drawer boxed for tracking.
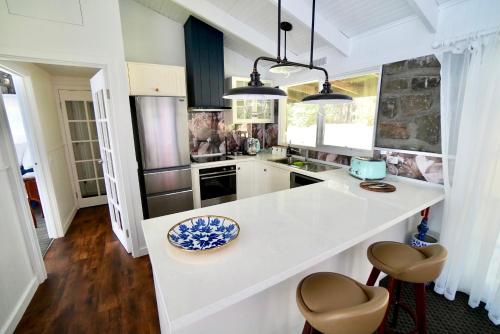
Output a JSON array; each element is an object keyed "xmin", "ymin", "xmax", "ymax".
[{"xmin": 127, "ymin": 62, "xmax": 186, "ymax": 97}]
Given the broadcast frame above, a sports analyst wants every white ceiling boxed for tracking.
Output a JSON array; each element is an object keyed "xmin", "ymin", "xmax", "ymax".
[
  {"xmin": 208, "ymin": 0, "xmax": 328, "ymax": 56},
  {"xmin": 316, "ymin": 0, "xmax": 414, "ymax": 37},
  {"xmin": 133, "ymin": 0, "xmax": 448, "ymax": 62},
  {"xmin": 35, "ymin": 63, "xmax": 99, "ymax": 78}
]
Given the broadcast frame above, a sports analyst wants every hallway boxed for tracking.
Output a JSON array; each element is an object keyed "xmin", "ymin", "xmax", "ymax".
[{"xmin": 15, "ymin": 206, "xmax": 160, "ymax": 333}]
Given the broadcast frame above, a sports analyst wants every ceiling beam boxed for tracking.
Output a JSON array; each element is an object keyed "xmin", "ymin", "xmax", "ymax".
[
  {"xmin": 406, "ymin": 0, "xmax": 438, "ymax": 32},
  {"xmin": 168, "ymin": 0, "xmax": 277, "ymax": 58},
  {"xmin": 270, "ymin": 0, "xmax": 351, "ymax": 57}
]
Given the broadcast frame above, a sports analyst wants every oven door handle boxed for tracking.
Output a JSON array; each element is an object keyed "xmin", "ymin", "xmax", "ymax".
[
  {"xmin": 200, "ymin": 173, "xmax": 236, "ymax": 181},
  {"xmin": 199, "ymin": 169, "xmax": 236, "ymax": 177}
]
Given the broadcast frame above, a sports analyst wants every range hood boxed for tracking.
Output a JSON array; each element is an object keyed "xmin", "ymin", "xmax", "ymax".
[{"xmin": 184, "ymin": 16, "xmax": 230, "ymax": 111}]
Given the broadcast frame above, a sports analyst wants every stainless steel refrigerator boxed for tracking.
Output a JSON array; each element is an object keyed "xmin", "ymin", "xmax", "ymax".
[{"xmin": 130, "ymin": 96, "xmax": 194, "ymax": 218}]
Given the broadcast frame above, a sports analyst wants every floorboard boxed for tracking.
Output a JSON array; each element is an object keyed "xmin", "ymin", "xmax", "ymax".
[{"xmin": 15, "ymin": 205, "xmax": 160, "ymax": 334}]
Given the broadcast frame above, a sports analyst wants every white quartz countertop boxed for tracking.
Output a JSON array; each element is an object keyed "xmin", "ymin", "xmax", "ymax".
[{"xmin": 142, "ymin": 168, "xmax": 444, "ymax": 331}]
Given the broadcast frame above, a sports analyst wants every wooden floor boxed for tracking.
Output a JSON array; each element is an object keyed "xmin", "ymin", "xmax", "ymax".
[{"xmin": 15, "ymin": 206, "xmax": 160, "ymax": 334}]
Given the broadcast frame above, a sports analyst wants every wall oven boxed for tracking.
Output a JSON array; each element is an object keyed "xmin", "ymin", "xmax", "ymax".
[{"xmin": 199, "ymin": 165, "xmax": 237, "ymax": 207}]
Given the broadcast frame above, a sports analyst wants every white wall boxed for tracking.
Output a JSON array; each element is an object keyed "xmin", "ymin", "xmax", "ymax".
[
  {"xmin": 119, "ymin": 0, "xmax": 262, "ymax": 79},
  {"xmin": 119, "ymin": 0, "xmax": 186, "ymax": 66}
]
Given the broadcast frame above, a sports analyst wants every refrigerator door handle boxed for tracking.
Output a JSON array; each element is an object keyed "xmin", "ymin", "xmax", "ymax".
[
  {"xmin": 144, "ymin": 166, "xmax": 191, "ymax": 175},
  {"xmin": 147, "ymin": 189, "xmax": 192, "ymax": 198}
]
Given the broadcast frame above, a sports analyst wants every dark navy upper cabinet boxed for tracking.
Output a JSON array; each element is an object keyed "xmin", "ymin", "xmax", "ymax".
[{"xmin": 184, "ymin": 16, "xmax": 227, "ymax": 109}]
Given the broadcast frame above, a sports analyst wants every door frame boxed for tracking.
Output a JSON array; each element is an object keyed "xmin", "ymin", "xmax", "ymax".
[
  {"xmin": 58, "ymin": 89, "xmax": 108, "ymax": 208},
  {"xmin": 0, "ymin": 55, "xmax": 140, "ymax": 278}
]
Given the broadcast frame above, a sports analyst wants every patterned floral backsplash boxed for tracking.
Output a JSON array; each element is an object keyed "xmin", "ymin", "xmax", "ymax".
[
  {"xmin": 187, "ymin": 113, "xmax": 443, "ymax": 184},
  {"xmin": 187, "ymin": 111, "xmax": 279, "ymax": 155},
  {"xmin": 374, "ymin": 150, "xmax": 443, "ymax": 184}
]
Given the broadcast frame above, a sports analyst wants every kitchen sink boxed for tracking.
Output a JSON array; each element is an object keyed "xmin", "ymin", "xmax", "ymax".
[{"xmin": 270, "ymin": 157, "xmax": 341, "ymax": 173}]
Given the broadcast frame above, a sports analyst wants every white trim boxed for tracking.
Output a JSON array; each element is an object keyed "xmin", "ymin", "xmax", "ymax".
[
  {"xmin": 0, "ymin": 276, "xmax": 38, "ymax": 334},
  {"xmin": 406, "ymin": 0, "xmax": 438, "ymax": 33},
  {"xmin": 62, "ymin": 204, "xmax": 78, "ymax": 234},
  {"xmin": 374, "ymin": 147, "xmax": 443, "ymax": 157},
  {"xmin": 135, "ymin": 246, "xmax": 149, "ymax": 258}
]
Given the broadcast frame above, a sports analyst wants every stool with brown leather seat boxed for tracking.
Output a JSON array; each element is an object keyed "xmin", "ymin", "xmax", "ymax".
[
  {"xmin": 296, "ymin": 272, "xmax": 389, "ymax": 334},
  {"xmin": 366, "ymin": 241, "xmax": 447, "ymax": 334}
]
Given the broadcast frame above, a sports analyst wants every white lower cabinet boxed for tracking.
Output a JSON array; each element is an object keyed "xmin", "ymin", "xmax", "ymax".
[
  {"xmin": 236, "ymin": 161, "xmax": 254, "ymax": 199},
  {"xmin": 253, "ymin": 163, "xmax": 290, "ymax": 195},
  {"xmin": 268, "ymin": 166, "xmax": 290, "ymax": 192}
]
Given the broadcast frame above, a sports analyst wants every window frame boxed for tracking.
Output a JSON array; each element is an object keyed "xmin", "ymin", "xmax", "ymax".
[
  {"xmin": 279, "ymin": 66, "xmax": 382, "ymax": 156},
  {"xmin": 279, "ymin": 80, "xmax": 321, "ymax": 149}
]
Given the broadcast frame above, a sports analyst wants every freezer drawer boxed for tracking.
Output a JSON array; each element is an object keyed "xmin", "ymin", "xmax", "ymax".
[
  {"xmin": 147, "ymin": 189, "xmax": 194, "ymax": 218},
  {"xmin": 144, "ymin": 167, "xmax": 192, "ymax": 195}
]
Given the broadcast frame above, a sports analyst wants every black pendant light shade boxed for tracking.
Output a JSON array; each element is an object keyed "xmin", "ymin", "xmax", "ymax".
[
  {"xmin": 223, "ymin": 69, "xmax": 287, "ymax": 100},
  {"xmin": 301, "ymin": 80, "xmax": 353, "ymax": 104},
  {"xmin": 223, "ymin": 85, "xmax": 287, "ymax": 100}
]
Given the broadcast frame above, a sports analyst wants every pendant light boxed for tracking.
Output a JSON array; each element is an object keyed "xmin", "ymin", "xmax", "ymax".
[
  {"xmin": 223, "ymin": 0, "xmax": 352, "ymax": 104},
  {"xmin": 269, "ymin": 22, "xmax": 304, "ymax": 76}
]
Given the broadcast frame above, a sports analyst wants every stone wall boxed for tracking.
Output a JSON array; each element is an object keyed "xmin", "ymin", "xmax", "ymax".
[{"xmin": 375, "ymin": 55, "xmax": 441, "ymax": 153}]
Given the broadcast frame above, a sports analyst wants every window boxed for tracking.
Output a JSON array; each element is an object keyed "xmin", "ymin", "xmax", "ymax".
[
  {"xmin": 283, "ymin": 71, "xmax": 380, "ymax": 153},
  {"xmin": 284, "ymin": 82, "xmax": 319, "ymax": 147},
  {"xmin": 320, "ymin": 73, "xmax": 379, "ymax": 151}
]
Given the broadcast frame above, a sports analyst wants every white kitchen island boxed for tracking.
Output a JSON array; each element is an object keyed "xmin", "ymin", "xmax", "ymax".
[{"xmin": 142, "ymin": 168, "xmax": 444, "ymax": 334}]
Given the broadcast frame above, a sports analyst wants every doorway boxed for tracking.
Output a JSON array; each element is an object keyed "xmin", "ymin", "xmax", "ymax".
[
  {"xmin": 1, "ymin": 69, "xmax": 52, "ymax": 255},
  {"xmin": 0, "ymin": 59, "xmax": 131, "ymax": 256}
]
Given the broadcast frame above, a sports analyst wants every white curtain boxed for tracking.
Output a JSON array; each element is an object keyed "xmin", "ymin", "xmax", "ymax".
[{"xmin": 434, "ymin": 30, "xmax": 500, "ymax": 325}]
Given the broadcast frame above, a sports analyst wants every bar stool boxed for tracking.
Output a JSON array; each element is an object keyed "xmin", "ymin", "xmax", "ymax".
[
  {"xmin": 296, "ymin": 272, "xmax": 389, "ymax": 334},
  {"xmin": 366, "ymin": 241, "xmax": 447, "ymax": 334}
]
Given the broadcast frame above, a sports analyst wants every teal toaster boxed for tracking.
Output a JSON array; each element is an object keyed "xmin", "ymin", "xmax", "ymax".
[{"xmin": 349, "ymin": 157, "xmax": 387, "ymax": 180}]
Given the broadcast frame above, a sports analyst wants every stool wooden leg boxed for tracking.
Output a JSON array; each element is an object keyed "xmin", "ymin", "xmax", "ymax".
[
  {"xmin": 378, "ymin": 277, "xmax": 396, "ymax": 334},
  {"xmin": 302, "ymin": 321, "xmax": 321, "ymax": 334},
  {"xmin": 366, "ymin": 267, "xmax": 381, "ymax": 286},
  {"xmin": 415, "ymin": 283, "xmax": 427, "ymax": 334},
  {"xmin": 391, "ymin": 280, "xmax": 403, "ymax": 328}
]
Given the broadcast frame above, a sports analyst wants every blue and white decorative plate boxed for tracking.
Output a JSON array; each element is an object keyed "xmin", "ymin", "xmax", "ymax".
[{"xmin": 167, "ymin": 216, "xmax": 240, "ymax": 252}]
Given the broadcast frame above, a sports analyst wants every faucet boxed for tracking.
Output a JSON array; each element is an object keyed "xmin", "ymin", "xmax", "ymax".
[{"xmin": 286, "ymin": 143, "xmax": 302, "ymax": 163}]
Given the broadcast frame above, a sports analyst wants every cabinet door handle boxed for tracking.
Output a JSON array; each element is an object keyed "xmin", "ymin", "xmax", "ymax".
[
  {"xmin": 237, "ymin": 167, "xmax": 240, "ymax": 170},
  {"xmin": 264, "ymin": 168, "xmax": 267, "ymax": 172},
  {"xmin": 155, "ymin": 88, "xmax": 159, "ymax": 92}
]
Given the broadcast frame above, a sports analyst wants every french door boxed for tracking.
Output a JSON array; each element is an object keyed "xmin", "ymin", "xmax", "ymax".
[
  {"xmin": 60, "ymin": 90, "xmax": 107, "ymax": 207},
  {"xmin": 90, "ymin": 70, "xmax": 130, "ymax": 252}
]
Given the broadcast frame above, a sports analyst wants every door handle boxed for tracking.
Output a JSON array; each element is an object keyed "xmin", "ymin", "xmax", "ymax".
[{"xmin": 97, "ymin": 159, "xmax": 103, "ymax": 164}]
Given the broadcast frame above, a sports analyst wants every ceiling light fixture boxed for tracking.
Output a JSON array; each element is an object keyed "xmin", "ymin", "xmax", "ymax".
[
  {"xmin": 223, "ymin": 0, "xmax": 352, "ymax": 104},
  {"xmin": 269, "ymin": 22, "xmax": 303, "ymax": 76}
]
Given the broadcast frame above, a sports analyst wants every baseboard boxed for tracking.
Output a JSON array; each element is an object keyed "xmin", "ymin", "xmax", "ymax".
[
  {"xmin": 62, "ymin": 205, "xmax": 78, "ymax": 235},
  {"xmin": 1, "ymin": 276, "xmax": 38, "ymax": 334},
  {"xmin": 134, "ymin": 245, "xmax": 149, "ymax": 258}
]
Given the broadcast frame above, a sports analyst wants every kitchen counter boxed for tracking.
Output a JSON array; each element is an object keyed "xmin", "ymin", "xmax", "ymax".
[
  {"xmin": 142, "ymin": 166, "xmax": 444, "ymax": 334},
  {"xmin": 190, "ymin": 152, "xmax": 344, "ymax": 179}
]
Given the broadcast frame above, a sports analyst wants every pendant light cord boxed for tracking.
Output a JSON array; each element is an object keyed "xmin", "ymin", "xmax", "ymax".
[
  {"xmin": 309, "ymin": 0, "xmax": 315, "ymax": 68},
  {"xmin": 277, "ymin": 0, "xmax": 281, "ymax": 62}
]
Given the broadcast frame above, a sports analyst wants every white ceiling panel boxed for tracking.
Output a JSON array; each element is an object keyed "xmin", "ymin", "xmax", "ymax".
[
  {"xmin": 208, "ymin": 0, "xmax": 328, "ymax": 56},
  {"xmin": 315, "ymin": 0, "xmax": 414, "ymax": 37}
]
